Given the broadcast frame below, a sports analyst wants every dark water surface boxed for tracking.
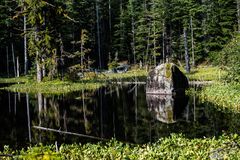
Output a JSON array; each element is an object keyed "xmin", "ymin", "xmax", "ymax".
[{"xmin": 0, "ymin": 84, "xmax": 240, "ymax": 149}]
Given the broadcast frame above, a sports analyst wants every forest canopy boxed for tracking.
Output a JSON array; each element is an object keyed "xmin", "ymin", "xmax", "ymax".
[{"xmin": 0, "ymin": 0, "xmax": 239, "ymax": 82}]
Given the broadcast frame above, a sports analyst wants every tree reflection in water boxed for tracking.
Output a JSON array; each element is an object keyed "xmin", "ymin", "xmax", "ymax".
[{"xmin": 1, "ymin": 84, "xmax": 240, "ymax": 149}]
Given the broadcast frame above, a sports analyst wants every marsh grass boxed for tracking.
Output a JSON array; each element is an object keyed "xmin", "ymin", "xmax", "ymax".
[
  {"xmin": 2, "ymin": 80, "xmax": 105, "ymax": 94},
  {"xmin": 184, "ymin": 66, "xmax": 227, "ymax": 81},
  {"xmin": 200, "ymin": 82, "xmax": 240, "ymax": 112},
  {"xmin": 1, "ymin": 134, "xmax": 240, "ymax": 160}
]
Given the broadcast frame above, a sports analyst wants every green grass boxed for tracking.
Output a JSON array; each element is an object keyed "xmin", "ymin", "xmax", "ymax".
[
  {"xmin": 0, "ymin": 66, "xmax": 230, "ymax": 94},
  {"xmin": 0, "ymin": 76, "xmax": 31, "ymax": 83},
  {"xmin": 1, "ymin": 134, "xmax": 240, "ymax": 160},
  {"xmin": 185, "ymin": 66, "xmax": 227, "ymax": 81},
  {"xmin": 97, "ymin": 69, "xmax": 147, "ymax": 81},
  {"xmin": 0, "ymin": 69, "xmax": 147, "ymax": 94},
  {"xmin": 1, "ymin": 80, "xmax": 105, "ymax": 94},
  {"xmin": 200, "ymin": 82, "xmax": 240, "ymax": 112}
]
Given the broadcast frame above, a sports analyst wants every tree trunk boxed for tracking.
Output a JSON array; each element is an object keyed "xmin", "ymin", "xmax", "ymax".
[
  {"xmin": 16, "ymin": 57, "xmax": 20, "ymax": 77},
  {"xmin": 42, "ymin": 58, "xmax": 46, "ymax": 77},
  {"xmin": 108, "ymin": 0, "xmax": 112, "ymax": 63},
  {"xmin": 162, "ymin": 21, "xmax": 165, "ymax": 63},
  {"xmin": 35, "ymin": 30, "xmax": 42, "ymax": 82},
  {"xmin": 80, "ymin": 30, "xmax": 84, "ymax": 73},
  {"xmin": 96, "ymin": 0, "xmax": 102, "ymax": 68},
  {"xmin": 153, "ymin": 19, "xmax": 157, "ymax": 66},
  {"xmin": 145, "ymin": 26, "xmax": 151, "ymax": 67},
  {"xmin": 190, "ymin": 16, "xmax": 195, "ymax": 67},
  {"xmin": 130, "ymin": 0, "xmax": 136, "ymax": 65},
  {"xmin": 11, "ymin": 33, "xmax": 16, "ymax": 77},
  {"xmin": 183, "ymin": 27, "xmax": 190, "ymax": 73},
  {"xmin": 6, "ymin": 46, "xmax": 9, "ymax": 78},
  {"xmin": 24, "ymin": 11, "xmax": 28, "ymax": 74},
  {"xmin": 36, "ymin": 52, "xmax": 42, "ymax": 83}
]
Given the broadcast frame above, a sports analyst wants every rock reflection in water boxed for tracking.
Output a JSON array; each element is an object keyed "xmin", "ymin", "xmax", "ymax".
[{"xmin": 147, "ymin": 93, "xmax": 189, "ymax": 124}]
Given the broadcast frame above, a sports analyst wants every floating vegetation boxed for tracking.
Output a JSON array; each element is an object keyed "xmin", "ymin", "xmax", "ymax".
[{"xmin": 1, "ymin": 134, "xmax": 240, "ymax": 160}]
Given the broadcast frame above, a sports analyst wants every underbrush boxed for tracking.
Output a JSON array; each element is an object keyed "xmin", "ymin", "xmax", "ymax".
[{"xmin": 1, "ymin": 134, "xmax": 240, "ymax": 160}]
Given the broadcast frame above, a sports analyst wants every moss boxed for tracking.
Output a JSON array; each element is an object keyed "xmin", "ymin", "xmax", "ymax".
[{"xmin": 165, "ymin": 63, "xmax": 173, "ymax": 79}]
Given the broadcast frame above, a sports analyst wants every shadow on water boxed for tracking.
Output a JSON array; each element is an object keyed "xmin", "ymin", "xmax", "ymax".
[{"xmin": 0, "ymin": 84, "xmax": 240, "ymax": 149}]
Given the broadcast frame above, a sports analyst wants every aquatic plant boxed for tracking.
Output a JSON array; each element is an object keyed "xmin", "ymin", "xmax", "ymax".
[{"xmin": 0, "ymin": 134, "xmax": 240, "ymax": 159}]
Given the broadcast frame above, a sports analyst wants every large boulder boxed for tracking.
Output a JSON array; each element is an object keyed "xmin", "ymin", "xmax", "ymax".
[{"xmin": 146, "ymin": 63, "xmax": 189, "ymax": 94}]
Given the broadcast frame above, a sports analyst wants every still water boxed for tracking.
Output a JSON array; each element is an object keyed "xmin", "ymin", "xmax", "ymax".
[{"xmin": 0, "ymin": 84, "xmax": 240, "ymax": 149}]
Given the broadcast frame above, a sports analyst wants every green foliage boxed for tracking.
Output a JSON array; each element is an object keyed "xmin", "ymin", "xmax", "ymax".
[
  {"xmin": 216, "ymin": 35, "xmax": 240, "ymax": 82},
  {"xmin": 1, "ymin": 134, "xmax": 240, "ymax": 159}
]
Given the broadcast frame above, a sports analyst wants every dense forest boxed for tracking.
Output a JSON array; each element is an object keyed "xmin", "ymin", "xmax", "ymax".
[{"xmin": 0, "ymin": 0, "xmax": 239, "ymax": 82}]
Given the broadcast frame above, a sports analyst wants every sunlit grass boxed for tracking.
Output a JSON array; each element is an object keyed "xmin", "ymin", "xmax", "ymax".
[
  {"xmin": 0, "ymin": 69, "xmax": 147, "ymax": 94},
  {"xmin": 0, "ymin": 66, "xmax": 230, "ymax": 94},
  {"xmin": 184, "ymin": 66, "xmax": 227, "ymax": 81},
  {"xmin": 0, "ymin": 76, "xmax": 31, "ymax": 83},
  {"xmin": 95, "ymin": 69, "xmax": 148, "ymax": 81},
  {"xmin": 200, "ymin": 82, "xmax": 240, "ymax": 112},
  {"xmin": 2, "ymin": 80, "xmax": 105, "ymax": 94}
]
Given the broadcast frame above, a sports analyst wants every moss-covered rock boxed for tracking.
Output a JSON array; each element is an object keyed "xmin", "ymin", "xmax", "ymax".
[{"xmin": 146, "ymin": 63, "xmax": 189, "ymax": 94}]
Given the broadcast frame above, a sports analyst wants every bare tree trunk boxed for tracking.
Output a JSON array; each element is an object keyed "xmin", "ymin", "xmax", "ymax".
[
  {"xmin": 11, "ymin": 33, "xmax": 16, "ymax": 77},
  {"xmin": 108, "ymin": 0, "xmax": 112, "ymax": 64},
  {"xmin": 16, "ymin": 57, "xmax": 20, "ymax": 77},
  {"xmin": 42, "ymin": 58, "xmax": 46, "ymax": 77},
  {"xmin": 80, "ymin": 30, "xmax": 84, "ymax": 73},
  {"xmin": 190, "ymin": 16, "xmax": 195, "ymax": 67},
  {"xmin": 130, "ymin": 0, "xmax": 136, "ymax": 65},
  {"xmin": 36, "ymin": 53, "xmax": 42, "ymax": 83},
  {"xmin": 6, "ymin": 46, "xmax": 9, "ymax": 78},
  {"xmin": 183, "ymin": 27, "xmax": 190, "ymax": 73},
  {"xmin": 24, "ymin": 10, "xmax": 28, "ymax": 74},
  {"xmin": 59, "ymin": 34, "xmax": 64, "ymax": 80},
  {"xmin": 162, "ymin": 21, "xmax": 165, "ymax": 63},
  {"xmin": 35, "ymin": 31, "xmax": 42, "ymax": 82},
  {"xmin": 153, "ymin": 21, "xmax": 157, "ymax": 67},
  {"xmin": 145, "ymin": 26, "xmax": 151, "ymax": 67},
  {"xmin": 96, "ymin": 0, "xmax": 102, "ymax": 68}
]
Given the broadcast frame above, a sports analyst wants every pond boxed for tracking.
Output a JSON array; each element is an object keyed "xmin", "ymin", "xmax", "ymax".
[{"xmin": 0, "ymin": 84, "xmax": 240, "ymax": 149}]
